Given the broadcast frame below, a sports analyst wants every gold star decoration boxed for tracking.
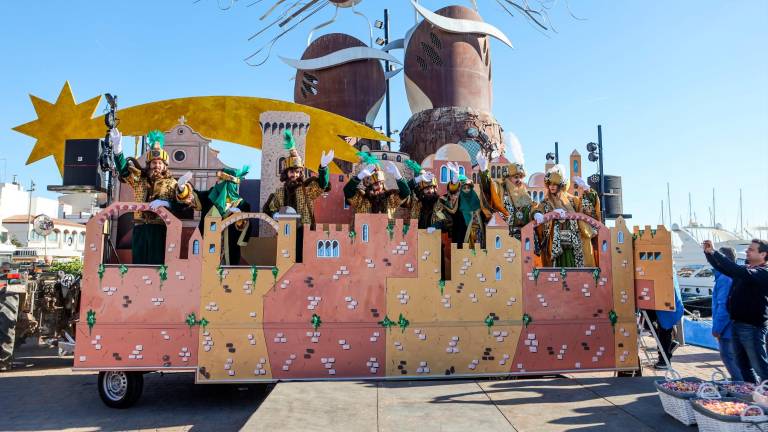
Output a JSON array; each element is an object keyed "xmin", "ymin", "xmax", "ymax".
[
  {"xmin": 13, "ymin": 81, "xmax": 102, "ymax": 175},
  {"xmin": 13, "ymin": 82, "xmax": 390, "ymax": 175}
]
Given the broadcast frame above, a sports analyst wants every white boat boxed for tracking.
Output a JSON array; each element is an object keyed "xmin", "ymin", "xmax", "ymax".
[{"xmin": 671, "ymin": 222, "xmax": 748, "ymax": 310}]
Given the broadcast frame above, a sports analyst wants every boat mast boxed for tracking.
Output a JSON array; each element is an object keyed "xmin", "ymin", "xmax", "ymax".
[
  {"xmin": 667, "ymin": 182, "xmax": 672, "ymax": 228},
  {"xmin": 712, "ymin": 188, "xmax": 716, "ymax": 227},
  {"xmin": 740, "ymin": 188, "xmax": 744, "ymax": 235}
]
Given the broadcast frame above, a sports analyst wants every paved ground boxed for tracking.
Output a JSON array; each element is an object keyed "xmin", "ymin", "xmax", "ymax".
[{"xmin": 0, "ymin": 339, "xmax": 725, "ymax": 431}]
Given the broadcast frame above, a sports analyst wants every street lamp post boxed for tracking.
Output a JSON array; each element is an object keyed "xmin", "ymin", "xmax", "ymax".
[
  {"xmin": 587, "ymin": 125, "xmax": 606, "ymax": 221},
  {"xmin": 25, "ymin": 180, "xmax": 36, "ymax": 243}
]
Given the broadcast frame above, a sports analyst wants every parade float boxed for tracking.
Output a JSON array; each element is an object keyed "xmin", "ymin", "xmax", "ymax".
[{"xmin": 12, "ymin": 1, "xmax": 675, "ymax": 408}]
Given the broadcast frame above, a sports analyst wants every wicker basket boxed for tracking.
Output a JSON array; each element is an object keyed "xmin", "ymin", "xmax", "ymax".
[
  {"xmin": 753, "ymin": 381, "xmax": 768, "ymax": 407},
  {"xmin": 691, "ymin": 397, "xmax": 768, "ymax": 432},
  {"xmin": 713, "ymin": 370, "xmax": 757, "ymax": 400},
  {"xmin": 654, "ymin": 370, "xmax": 705, "ymax": 425}
]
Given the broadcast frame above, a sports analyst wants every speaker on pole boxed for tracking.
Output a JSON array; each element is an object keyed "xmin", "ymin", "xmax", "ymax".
[
  {"xmin": 63, "ymin": 139, "xmax": 102, "ymax": 188},
  {"xmin": 588, "ymin": 174, "xmax": 624, "ymax": 217}
]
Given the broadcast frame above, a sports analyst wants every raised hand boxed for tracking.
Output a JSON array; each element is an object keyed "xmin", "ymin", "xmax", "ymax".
[
  {"xmin": 476, "ymin": 152, "xmax": 489, "ymax": 172},
  {"xmin": 383, "ymin": 160, "xmax": 402, "ymax": 180},
  {"xmin": 554, "ymin": 208, "xmax": 567, "ymax": 218},
  {"xmin": 534, "ymin": 213, "xmax": 544, "ymax": 224},
  {"xmin": 357, "ymin": 164, "xmax": 376, "ymax": 180},
  {"xmin": 109, "ymin": 128, "xmax": 123, "ymax": 154},
  {"xmin": 574, "ymin": 176, "xmax": 590, "ymax": 191},
  {"xmin": 703, "ymin": 240, "xmax": 715, "ymax": 254},
  {"xmin": 320, "ymin": 149, "xmax": 335, "ymax": 168},
  {"xmin": 177, "ymin": 171, "xmax": 193, "ymax": 192},
  {"xmin": 446, "ymin": 162, "xmax": 461, "ymax": 183}
]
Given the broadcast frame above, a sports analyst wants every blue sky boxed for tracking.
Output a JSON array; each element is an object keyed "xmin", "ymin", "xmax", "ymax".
[{"xmin": 0, "ymin": 1, "xmax": 766, "ymax": 230}]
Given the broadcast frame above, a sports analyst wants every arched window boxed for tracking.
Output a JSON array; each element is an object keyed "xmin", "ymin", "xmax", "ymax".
[
  {"xmin": 362, "ymin": 224, "xmax": 369, "ymax": 242},
  {"xmin": 79, "ymin": 232, "xmax": 85, "ymax": 244},
  {"xmin": 440, "ymin": 166, "xmax": 449, "ymax": 183},
  {"xmin": 210, "ymin": 222, "xmax": 217, "ymax": 231},
  {"xmin": 332, "ymin": 240, "xmax": 339, "ymax": 257},
  {"xmin": 472, "ymin": 173, "xmax": 478, "ymax": 183},
  {"xmin": 525, "ymin": 238, "xmax": 531, "ymax": 251},
  {"xmin": 617, "ymin": 231, "xmax": 625, "ymax": 244},
  {"xmin": 491, "ymin": 166, "xmax": 497, "ymax": 178},
  {"xmin": 381, "ymin": 153, "xmax": 388, "ymax": 160},
  {"xmin": 495, "ymin": 235, "xmax": 501, "ymax": 249},
  {"xmin": 192, "ymin": 240, "xmax": 200, "ymax": 255},
  {"xmin": 602, "ymin": 240, "xmax": 608, "ymax": 252},
  {"xmin": 573, "ymin": 160, "xmax": 579, "ymax": 174},
  {"xmin": 396, "ymin": 155, "xmax": 402, "ymax": 162},
  {"xmin": 284, "ymin": 224, "xmax": 290, "ymax": 236},
  {"xmin": 317, "ymin": 241, "xmax": 325, "ymax": 257},
  {"xmin": 343, "ymin": 201, "xmax": 350, "ymax": 210},
  {"xmin": 495, "ymin": 266, "xmax": 502, "ymax": 280}
]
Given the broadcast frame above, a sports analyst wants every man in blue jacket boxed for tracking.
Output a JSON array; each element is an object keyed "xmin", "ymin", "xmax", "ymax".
[
  {"xmin": 652, "ymin": 272, "xmax": 684, "ymax": 369},
  {"xmin": 705, "ymin": 239, "xmax": 768, "ymax": 383},
  {"xmin": 711, "ymin": 247, "xmax": 752, "ymax": 381}
]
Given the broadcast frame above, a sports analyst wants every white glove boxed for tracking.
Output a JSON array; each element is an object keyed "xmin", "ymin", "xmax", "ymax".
[
  {"xmin": 357, "ymin": 164, "xmax": 376, "ymax": 180},
  {"xmin": 109, "ymin": 128, "xmax": 123, "ymax": 155},
  {"xmin": 177, "ymin": 171, "xmax": 193, "ymax": 192},
  {"xmin": 149, "ymin": 199, "xmax": 170, "ymax": 210},
  {"xmin": 320, "ymin": 149, "xmax": 335, "ymax": 168},
  {"xmin": 476, "ymin": 152, "xmax": 489, "ymax": 172},
  {"xmin": 574, "ymin": 176, "xmax": 590, "ymax": 191},
  {"xmin": 383, "ymin": 160, "xmax": 402, "ymax": 180},
  {"xmin": 416, "ymin": 170, "xmax": 435, "ymax": 184},
  {"xmin": 446, "ymin": 162, "xmax": 461, "ymax": 183},
  {"xmin": 534, "ymin": 213, "xmax": 544, "ymax": 224},
  {"xmin": 554, "ymin": 208, "xmax": 567, "ymax": 218}
]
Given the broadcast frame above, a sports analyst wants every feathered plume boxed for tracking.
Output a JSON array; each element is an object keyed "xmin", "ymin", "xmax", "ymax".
[
  {"xmin": 356, "ymin": 151, "xmax": 380, "ymax": 166},
  {"xmin": 147, "ymin": 130, "xmax": 165, "ymax": 148},
  {"xmin": 283, "ymin": 130, "xmax": 295, "ymax": 150},
  {"xmin": 404, "ymin": 159, "xmax": 423, "ymax": 175},
  {"xmin": 506, "ymin": 132, "xmax": 524, "ymax": 165}
]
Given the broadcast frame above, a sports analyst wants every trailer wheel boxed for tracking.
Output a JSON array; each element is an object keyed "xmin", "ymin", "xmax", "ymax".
[{"xmin": 98, "ymin": 371, "xmax": 144, "ymax": 408}]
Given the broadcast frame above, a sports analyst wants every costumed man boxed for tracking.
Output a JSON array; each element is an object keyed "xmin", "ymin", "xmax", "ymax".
[
  {"xmin": 573, "ymin": 176, "xmax": 602, "ymax": 265},
  {"xmin": 404, "ymin": 160, "xmax": 445, "ymax": 230},
  {"xmin": 198, "ymin": 166, "xmax": 251, "ymax": 265},
  {"xmin": 533, "ymin": 165, "xmax": 596, "ymax": 268},
  {"xmin": 343, "ymin": 153, "xmax": 411, "ymax": 222},
  {"xmin": 443, "ymin": 163, "xmax": 493, "ymax": 250},
  {"xmin": 110, "ymin": 129, "xmax": 199, "ymax": 265},
  {"xmin": 476, "ymin": 149, "xmax": 537, "ymax": 240},
  {"xmin": 263, "ymin": 130, "xmax": 334, "ymax": 262}
]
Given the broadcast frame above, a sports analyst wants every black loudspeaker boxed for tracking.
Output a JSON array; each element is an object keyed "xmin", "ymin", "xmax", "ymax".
[
  {"xmin": 588, "ymin": 174, "xmax": 624, "ymax": 216},
  {"xmin": 63, "ymin": 139, "xmax": 102, "ymax": 187}
]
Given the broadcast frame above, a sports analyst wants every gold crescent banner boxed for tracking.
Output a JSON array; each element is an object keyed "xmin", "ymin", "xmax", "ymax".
[{"xmin": 13, "ymin": 82, "xmax": 390, "ymax": 175}]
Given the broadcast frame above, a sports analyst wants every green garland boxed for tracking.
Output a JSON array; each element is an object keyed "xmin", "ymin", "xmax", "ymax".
[
  {"xmin": 378, "ymin": 315, "xmax": 395, "ymax": 332},
  {"xmin": 86, "ymin": 309, "xmax": 96, "ymax": 334},
  {"xmin": 397, "ymin": 313, "xmax": 410, "ymax": 333},
  {"xmin": 250, "ymin": 265, "xmax": 258, "ymax": 285},
  {"xmin": 311, "ymin": 313, "xmax": 322, "ymax": 330},
  {"xmin": 522, "ymin": 313, "xmax": 532, "ymax": 328},
  {"xmin": 484, "ymin": 314, "xmax": 495, "ymax": 334},
  {"xmin": 158, "ymin": 264, "xmax": 168, "ymax": 289}
]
